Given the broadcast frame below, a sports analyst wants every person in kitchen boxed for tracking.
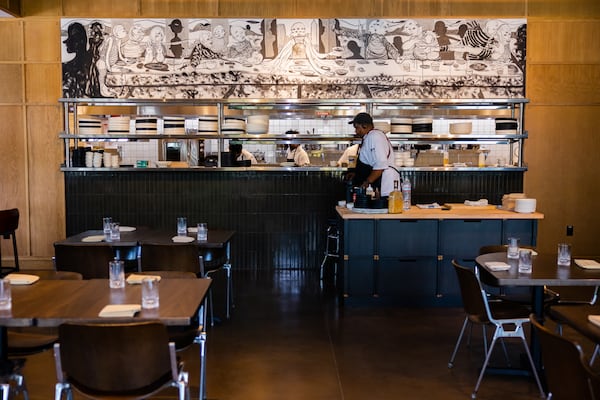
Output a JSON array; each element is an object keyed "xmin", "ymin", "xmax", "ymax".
[
  {"xmin": 347, "ymin": 112, "xmax": 399, "ymax": 197},
  {"xmin": 229, "ymin": 143, "xmax": 258, "ymax": 165},
  {"xmin": 285, "ymin": 131, "xmax": 311, "ymax": 166}
]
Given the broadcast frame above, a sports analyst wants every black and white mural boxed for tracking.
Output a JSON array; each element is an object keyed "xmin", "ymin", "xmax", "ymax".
[{"xmin": 61, "ymin": 18, "xmax": 526, "ymax": 100}]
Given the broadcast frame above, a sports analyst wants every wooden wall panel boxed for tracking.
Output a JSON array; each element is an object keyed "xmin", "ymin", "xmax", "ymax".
[
  {"xmin": 297, "ymin": 0, "xmax": 381, "ymax": 18},
  {"xmin": 26, "ymin": 105, "xmax": 65, "ymax": 258},
  {"xmin": 25, "ymin": 64, "xmax": 62, "ymax": 104},
  {"xmin": 0, "ymin": 20, "xmax": 23, "ymax": 62},
  {"xmin": 21, "ymin": 0, "xmax": 60, "ymax": 16},
  {"xmin": 0, "ymin": 64, "xmax": 23, "ymax": 103},
  {"xmin": 528, "ymin": 21, "xmax": 600, "ymax": 64},
  {"xmin": 525, "ymin": 105, "xmax": 600, "ymax": 254},
  {"xmin": 217, "ymin": 0, "xmax": 297, "ymax": 17},
  {"xmin": 382, "ymin": 0, "xmax": 526, "ymax": 17},
  {"xmin": 527, "ymin": 65, "xmax": 600, "ymax": 105},
  {"xmin": 62, "ymin": 0, "xmax": 139, "ymax": 18},
  {"xmin": 528, "ymin": 0, "xmax": 600, "ymax": 18},
  {"xmin": 0, "ymin": 105, "xmax": 28, "ymax": 260},
  {"xmin": 24, "ymin": 19, "xmax": 60, "ymax": 62},
  {"xmin": 140, "ymin": 0, "xmax": 218, "ymax": 18}
]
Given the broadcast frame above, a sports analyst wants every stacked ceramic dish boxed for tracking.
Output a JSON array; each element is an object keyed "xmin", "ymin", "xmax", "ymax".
[
  {"xmin": 374, "ymin": 121, "xmax": 390, "ymax": 133},
  {"xmin": 495, "ymin": 118, "xmax": 518, "ymax": 134},
  {"xmin": 163, "ymin": 116, "xmax": 185, "ymax": 135},
  {"xmin": 390, "ymin": 118, "xmax": 412, "ymax": 134},
  {"xmin": 135, "ymin": 117, "xmax": 158, "ymax": 134},
  {"xmin": 514, "ymin": 198, "xmax": 537, "ymax": 213},
  {"xmin": 107, "ymin": 115, "xmax": 131, "ymax": 134},
  {"xmin": 198, "ymin": 115, "xmax": 218, "ymax": 135},
  {"xmin": 412, "ymin": 117, "xmax": 433, "ymax": 134},
  {"xmin": 77, "ymin": 117, "xmax": 102, "ymax": 134},
  {"xmin": 394, "ymin": 151, "xmax": 413, "ymax": 167},
  {"xmin": 222, "ymin": 117, "xmax": 246, "ymax": 134},
  {"xmin": 246, "ymin": 115, "xmax": 269, "ymax": 134},
  {"xmin": 449, "ymin": 122, "xmax": 472, "ymax": 134}
]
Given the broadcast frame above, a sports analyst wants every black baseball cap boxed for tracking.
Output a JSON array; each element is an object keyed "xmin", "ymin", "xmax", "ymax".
[{"xmin": 348, "ymin": 112, "xmax": 373, "ymax": 125}]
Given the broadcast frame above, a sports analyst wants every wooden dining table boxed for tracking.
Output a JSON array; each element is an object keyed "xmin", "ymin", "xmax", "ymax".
[
  {"xmin": 0, "ymin": 278, "xmax": 211, "ymax": 398},
  {"xmin": 475, "ymin": 252, "xmax": 600, "ymax": 373}
]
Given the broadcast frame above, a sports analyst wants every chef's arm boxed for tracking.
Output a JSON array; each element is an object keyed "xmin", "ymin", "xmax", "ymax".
[{"xmin": 361, "ymin": 169, "xmax": 383, "ymax": 188}]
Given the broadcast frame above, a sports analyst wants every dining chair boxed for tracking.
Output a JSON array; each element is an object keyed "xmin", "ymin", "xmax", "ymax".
[
  {"xmin": 0, "ymin": 383, "xmax": 8, "ymax": 400},
  {"xmin": 448, "ymin": 260, "xmax": 545, "ymax": 399},
  {"xmin": 53, "ymin": 321, "xmax": 190, "ymax": 400},
  {"xmin": 53, "ymin": 243, "xmax": 116, "ymax": 279},
  {"xmin": 0, "ymin": 208, "xmax": 20, "ymax": 275},
  {"xmin": 530, "ymin": 315, "xmax": 600, "ymax": 400},
  {"xmin": 138, "ymin": 242, "xmax": 220, "ymax": 326}
]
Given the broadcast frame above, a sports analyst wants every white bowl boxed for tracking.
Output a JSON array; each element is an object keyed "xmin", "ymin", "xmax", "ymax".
[{"xmin": 514, "ymin": 198, "xmax": 537, "ymax": 213}]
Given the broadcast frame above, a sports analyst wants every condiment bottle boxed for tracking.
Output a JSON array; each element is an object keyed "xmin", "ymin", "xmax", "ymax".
[
  {"xmin": 401, "ymin": 178, "xmax": 411, "ymax": 210},
  {"xmin": 366, "ymin": 184, "xmax": 374, "ymax": 199},
  {"xmin": 388, "ymin": 180, "xmax": 403, "ymax": 214}
]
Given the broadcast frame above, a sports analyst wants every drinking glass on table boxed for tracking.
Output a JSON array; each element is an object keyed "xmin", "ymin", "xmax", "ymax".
[
  {"xmin": 0, "ymin": 278, "xmax": 12, "ymax": 311},
  {"xmin": 557, "ymin": 243, "xmax": 572, "ymax": 267},
  {"xmin": 197, "ymin": 222, "xmax": 208, "ymax": 241},
  {"xmin": 102, "ymin": 217, "xmax": 112, "ymax": 240},
  {"xmin": 109, "ymin": 260, "xmax": 125, "ymax": 289},
  {"xmin": 507, "ymin": 237, "xmax": 519, "ymax": 259},
  {"xmin": 177, "ymin": 217, "xmax": 187, "ymax": 236},
  {"xmin": 110, "ymin": 222, "xmax": 120, "ymax": 241},
  {"xmin": 518, "ymin": 249, "xmax": 533, "ymax": 273},
  {"xmin": 141, "ymin": 277, "xmax": 160, "ymax": 309}
]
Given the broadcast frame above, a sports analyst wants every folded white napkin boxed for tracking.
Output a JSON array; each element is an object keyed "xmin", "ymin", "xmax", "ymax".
[
  {"xmin": 485, "ymin": 261, "xmax": 511, "ymax": 271},
  {"xmin": 99, "ymin": 304, "xmax": 141, "ymax": 318},
  {"xmin": 187, "ymin": 227, "xmax": 198, "ymax": 233},
  {"xmin": 81, "ymin": 235, "xmax": 105, "ymax": 243},
  {"xmin": 126, "ymin": 274, "xmax": 162, "ymax": 285},
  {"xmin": 172, "ymin": 235, "xmax": 194, "ymax": 243},
  {"xmin": 119, "ymin": 226, "xmax": 136, "ymax": 232},
  {"xmin": 588, "ymin": 315, "xmax": 600, "ymax": 328},
  {"xmin": 416, "ymin": 203, "xmax": 441, "ymax": 209},
  {"xmin": 464, "ymin": 199, "xmax": 489, "ymax": 206},
  {"xmin": 575, "ymin": 259, "xmax": 600, "ymax": 269},
  {"xmin": 5, "ymin": 273, "xmax": 40, "ymax": 285}
]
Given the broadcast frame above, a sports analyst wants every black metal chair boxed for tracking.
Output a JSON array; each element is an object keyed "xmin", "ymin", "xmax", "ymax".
[
  {"xmin": 54, "ymin": 321, "xmax": 189, "ymax": 399},
  {"xmin": 0, "ymin": 208, "xmax": 20, "ymax": 275},
  {"xmin": 530, "ymin": 315, "xmax": 600, "ymax": 400},
  {"xmin": 448, "ymin": 260, "xmax": 545, "ymax": 399}
]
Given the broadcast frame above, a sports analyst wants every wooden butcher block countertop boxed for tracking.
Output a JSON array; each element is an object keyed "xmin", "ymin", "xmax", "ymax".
[{"xmin": 336, "ymin": 203, "xmax": 544, "ymax": 220}]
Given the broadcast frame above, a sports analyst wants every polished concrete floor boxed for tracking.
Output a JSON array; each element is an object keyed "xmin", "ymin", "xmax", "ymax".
[{"xmin": 17, "ymin": 267, "xmax": 592, "ymax": 399}]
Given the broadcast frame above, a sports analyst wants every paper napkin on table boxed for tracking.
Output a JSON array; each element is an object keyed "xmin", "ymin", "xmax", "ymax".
[
  {"xmin": 172, "ymin": 236, "xmax": 194, "ymax": 243},
  {"xmin": 575, "ymin": 259, "xmax": 600, "ymax": 269},
  {"xmin": 416, "ymin": 203, "xmax": 442, "ymax": 209},
  {"xmin": 588, "ymin": 315, "xmax": 600, "ymax": 328},
  {"xmin": 81, "ymin": 235, "xmax": 105, "ymax": 243},
  {"xmin": 119, "ymin": 226, "xmax": 136, "ymax": 232},
  {"xmin": 126, "ymin": 274, "xmax": 162, "ymax": 285},
  {"xmin": 485, "ymin": 261, "xmax": 511, "ymax": 271},
  {"xmin": 99, "ymin": 304, "xmax": 141, "ymax": 318},
  {"xmin": 5, "ymin": 273, "xmax": 40, "ymax": 285}
]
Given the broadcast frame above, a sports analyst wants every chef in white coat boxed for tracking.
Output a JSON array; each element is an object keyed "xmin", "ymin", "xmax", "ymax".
[{"xmin": 285, "ymin": 131, "xmax": 311, "ymax": 166}]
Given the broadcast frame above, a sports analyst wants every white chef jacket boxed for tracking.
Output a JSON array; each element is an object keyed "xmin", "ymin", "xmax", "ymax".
[
  {"xmin": 358, "ymin": 129, "xmax": 399, "ymax": 196},
  {"xmin": 337, "ymin": 144, "xmax": 359, "ymax": 166},
  {"xmin": 236, "ymin": 149, "xmax": 258, "ymax": 164},
  {"xmin": 287, "ymin": 145, "xmax": 310, "ymax": 166}
]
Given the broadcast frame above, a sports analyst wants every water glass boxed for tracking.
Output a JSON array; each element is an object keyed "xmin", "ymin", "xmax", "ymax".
[
  {"xmin": 109, "ymin": 260, "xmax": 125, "ymax": 289},
  {"xmin": 557, "ymin": 243, "xmax": 572, "ymax": 267},
  {"xmin": 0, "ymin": 278, "xmax": 12, "ymax": 311},
  {"xmin": 507, "ymin": 237, "xmax": 520, "ymax": 259},
  {"xmin": 197, "ymin": 222, "xmax": 208, "ymax": 241},
  {"xmin": 141, "ymin": 277, "xmax": 160, "ymax": 309},
  {"xmin": 102, "ymin": 217, "xmax": 112, "ymax": 240},
  {"xmin": 518, "ymin": 249, "xmax": 533, "ymax": 273},
  {"xmin": 177, "ymin": 217, "xmax": 187, "ymax": 236},
  {"xmin": 110, "ymin": 222, "xmax": 120, "ymax": 241}
]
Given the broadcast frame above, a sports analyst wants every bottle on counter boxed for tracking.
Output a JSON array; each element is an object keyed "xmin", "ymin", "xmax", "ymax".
[
  {"xmin": 401, "ymin": 178, "xmax": 411, "ymax": 210},
  {"xmin": 366, "ymin": 184, "xmax": 374, "ymax": 199},
  {"xmin": 388, "ymin": 180, "xmax": 403, "ymax": 213}
]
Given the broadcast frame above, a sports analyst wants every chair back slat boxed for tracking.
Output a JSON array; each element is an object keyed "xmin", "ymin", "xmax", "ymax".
[{"xmin": 54, "ymin": 244, "xmax": 115, "ymax": 279}]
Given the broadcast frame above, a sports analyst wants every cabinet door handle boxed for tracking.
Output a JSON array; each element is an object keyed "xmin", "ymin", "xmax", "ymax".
[{"xmin": 462, "ymin": 220, "xmax": 482, "ymax": 223}]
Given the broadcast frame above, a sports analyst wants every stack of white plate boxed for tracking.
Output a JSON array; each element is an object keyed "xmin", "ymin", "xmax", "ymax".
[
  {"xmin": 222, "ymin": 117, "xmax": 246, "ymax": 134},
  {"xmin": 198, "ymin": 116, "xmax": 218, "ymax": 135},
  {"xmin": 394, "ymin": 151, "xmax": 413, "ymax": 167},
  {"xmin": 246, "ymin": 115, "xmax": 269, "ymax": 134},
  {"xmin": 135, "ymin": 117, "xmax": 158, "ymax": 134},
  {"xmin": 374, "ymin": 121, "xmax": 390, "ymax": 133},
  {"xmin": 412, "ymin": 117, "xmax": 433, "ymax": 134},
  {"xmin": 390, "ymin": 118, "xmax": 412, "ymax": 134},
  {"xmin": 163, "ymin": 116, "xmax": 185, "ymax": 135},
  {"xmin": 107, "ymin": 115, "xmax": 131, "ymax": 134},
  {"xmin": 449, "ymin": 122, "xmax": 472, "ymax": 134},
  {"xmin": 514, "ymin": 198, "xmax": 537, "ymax": 213},
  {"xmin": 495, "ymin": 118, "xmax": 518, "ymax": 134},
  {"xmin": 78, "ymin": 117, "xmax": 102, "ymax": 134}
]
